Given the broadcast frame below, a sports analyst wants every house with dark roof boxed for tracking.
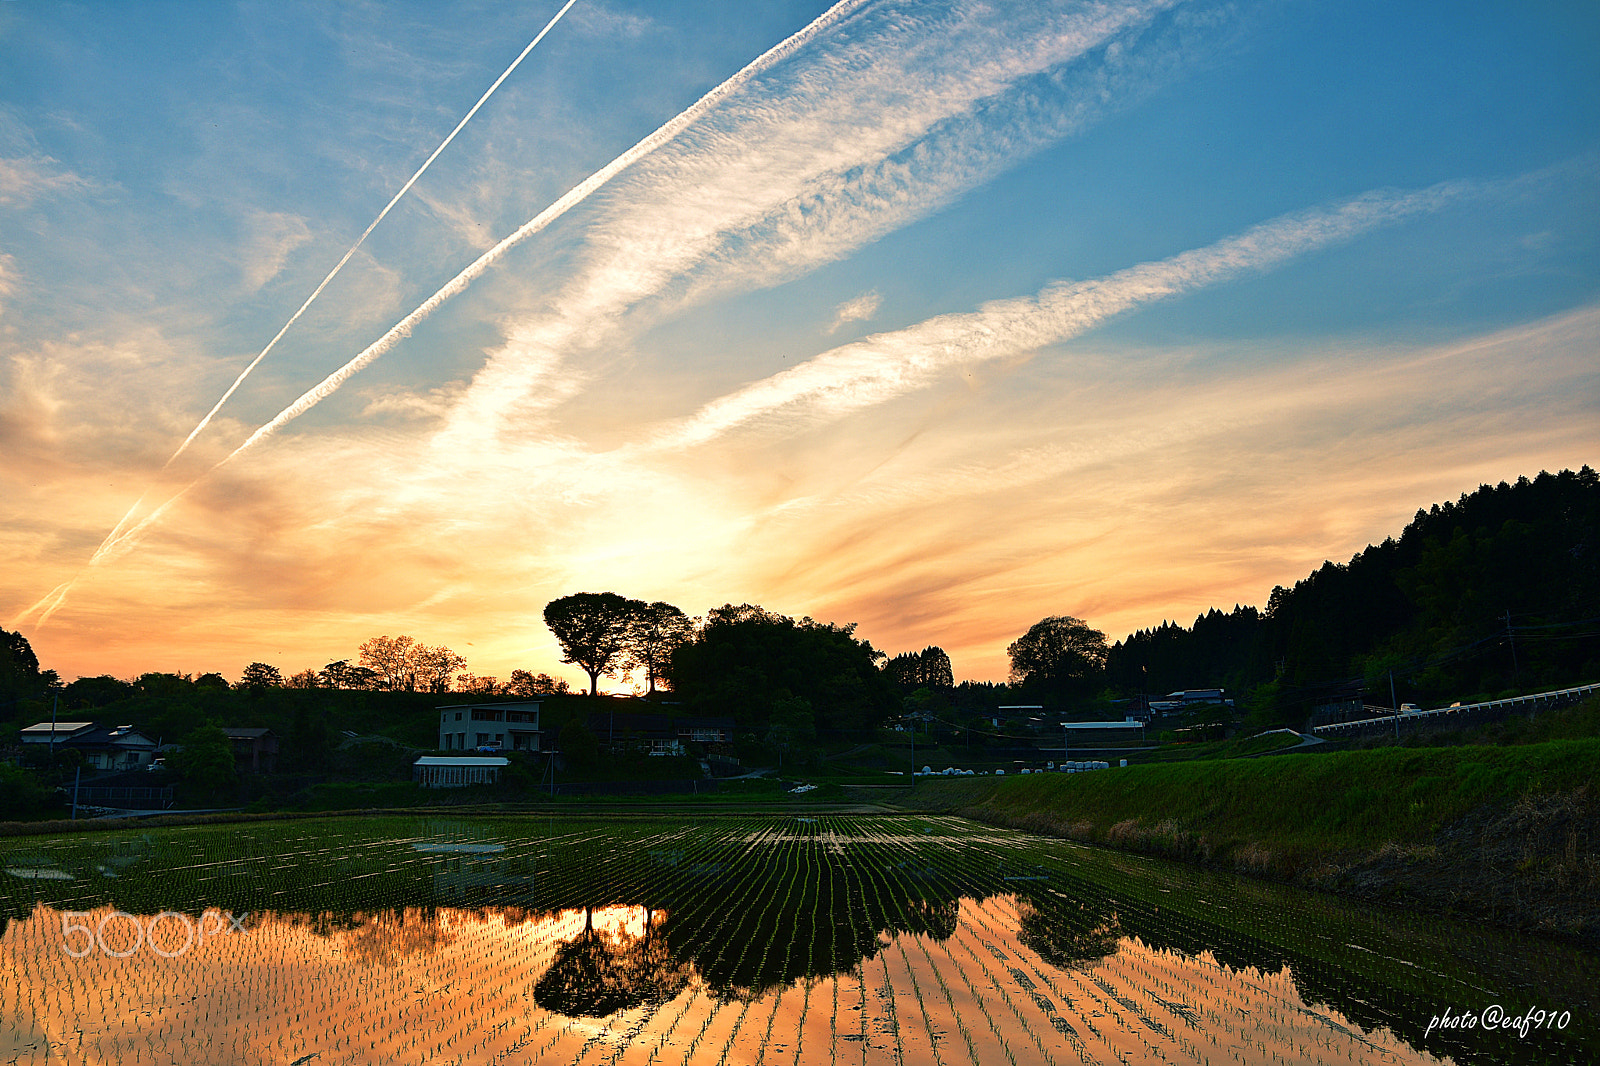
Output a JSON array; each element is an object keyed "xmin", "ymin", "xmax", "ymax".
[
  {"xmin": 583, "ymin": 712, "xmax": 737, "ymax": 755},
  {"xmin": 222, "ymin": 727, "xmax": 279, "ymax": 773},
  {"xmin": 20, "ymin": 722, "xmax": 158, "ymax": 771}
]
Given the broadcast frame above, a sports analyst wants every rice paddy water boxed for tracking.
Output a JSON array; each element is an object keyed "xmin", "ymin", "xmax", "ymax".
[{"xmin": 1, "ymin": 815, "xmax": 1592, "ymax": 1064}]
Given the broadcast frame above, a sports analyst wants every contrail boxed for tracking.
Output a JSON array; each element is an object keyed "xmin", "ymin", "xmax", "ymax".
[
  {"xmin": 83, "ymin": 0, "xmax": 581, "ymax": 565},
  {"xmin": 171, "ymin": 0, "xmax": 580, "ymax": 467},
  {"xmin": 650, "ymin": 181, "xmax": 1480, "ymax": 449},
  {"xmin": 15, "ymin": 0, "xmax": 871, "ymax": 628}
]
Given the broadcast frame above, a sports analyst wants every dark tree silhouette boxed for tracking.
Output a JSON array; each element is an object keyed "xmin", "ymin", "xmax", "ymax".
[
  {"xmin": 623, "ymin": 601, "xmax": 694, "ymax": 695},
  {"xmin": 884, "ymin": 646, "xmax": 954, "ymax": 690},
  {"xmin": 1007, "ymin": 616, "xmax": 1108, "ymax": 700},
  {"xmin": 533, "ymin": 908, "xmax": 688, "ymax": 1016},
  {"xmin": 238, "ymin": 662, "xmax": 284, "ymax": 690},
  {"xmin": 544, "ymin": 592, "xmax": 640, "ymax": 696},
  {"xmin": 670, "ymin": 603, "xmax": 896, "ymax": 735}
]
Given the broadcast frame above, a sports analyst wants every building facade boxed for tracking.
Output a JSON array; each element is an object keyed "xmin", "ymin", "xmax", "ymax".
[{"xmin": 437, "ymin": 701, "xmax": 541, "ymax": 751}]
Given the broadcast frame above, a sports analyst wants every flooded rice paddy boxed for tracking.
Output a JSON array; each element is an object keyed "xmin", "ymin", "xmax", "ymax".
[{"xmin": 1, "ymin": 815, "xmax": 1593, "ymax": 1065}]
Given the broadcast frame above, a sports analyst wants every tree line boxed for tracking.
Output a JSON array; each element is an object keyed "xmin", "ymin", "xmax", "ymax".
[
  {"xmin": 1105, "ymin": 467, "xmax": 1600, "ymax": 715},
  {"xmin": 5, "ymin": 467, "xmax": 1590, "ymax": 751}
]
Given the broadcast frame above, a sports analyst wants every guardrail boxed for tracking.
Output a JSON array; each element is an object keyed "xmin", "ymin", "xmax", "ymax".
[
  {"xmin": 68, "ymin": 785, "xmax": 176, "ymax": 808},
  {"xmin": 1311, "ymin": 683, "xmax": 1600, "ymax": 736}
]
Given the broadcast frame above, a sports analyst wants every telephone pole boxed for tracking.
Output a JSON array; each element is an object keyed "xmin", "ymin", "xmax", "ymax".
[{"xmin": 1505, "ymin": 609, "xmax": 1520, "ymax": 686}]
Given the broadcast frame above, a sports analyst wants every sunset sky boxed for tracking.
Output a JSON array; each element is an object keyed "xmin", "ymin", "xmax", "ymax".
[{"xmin": 3, "ymin": 0, "xmax": 1596, "ymax": 689}]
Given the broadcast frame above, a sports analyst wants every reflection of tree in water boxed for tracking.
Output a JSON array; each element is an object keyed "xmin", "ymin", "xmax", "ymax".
[
  {"xmin": 661, "ymin": 859, "xmax": 964, "ymax": 1002},
  {"xmin": 336, "ymin": 908, "xmax": 459, "ymax": 966},
  {"xmin": 533, "ymin": 907, "xmax": 689, "ymax": 1017},
  {"xmin": 1014, "ymin": 892, "xmax": 1122, "ymax": 970}
]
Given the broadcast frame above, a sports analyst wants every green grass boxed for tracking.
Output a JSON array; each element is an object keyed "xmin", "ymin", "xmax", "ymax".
[{"xmin": 902, "ymin": 737, "xmax": 1600, "ymax": 858}]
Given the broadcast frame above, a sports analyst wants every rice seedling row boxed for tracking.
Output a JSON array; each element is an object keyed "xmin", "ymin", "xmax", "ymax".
[{"xmin": 3, "ymin": 814, "xmax": 1595, "ymax": 1065}]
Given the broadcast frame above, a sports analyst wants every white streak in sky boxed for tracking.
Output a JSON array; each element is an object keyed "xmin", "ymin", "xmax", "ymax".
[
  {"xmin": 16, "ymin": 0, "xmax": 581, "ymax": 628},
  {"xmin": 166, "ymin": 0, "xmax": 579, "ymax": 469},
  {"xmin": 18, "ymin": 0, "xmax": 874, "ymax": 625},
  {"xmin": 79, "ymin": 0, "xmax": 581, "ymax": 586},
  {"xmin": 443, "ymin": 0, "xmax": 1185, "ymax": 443},
  {"xmin": 651, "ymin": 182, "xmax": 1477, "ymax": 450}
]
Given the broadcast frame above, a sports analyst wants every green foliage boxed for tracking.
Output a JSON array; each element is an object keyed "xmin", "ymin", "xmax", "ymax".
[
  {"xmin": 0, "ymin": 763, "xmax": 50, "ymax": 818},
  {"xmin": 1006, "ymin": 615, "xmax": 1108, "ymax": 703},
  {"xmin": 670, "ymin": 603, "xmax": 897, "ymax": 736},
  {"xmin": 287, "ymin": 704, "xmax": 332, "ymax": 772},
  {"xmin": 972, "ymin": 738, "xmax": 1600, "ymax": 854},
  {"xmin": 1106, "ymin": 468, "xmax": 1600, "ymax": 707},
  {"xmin": 507, "ymin": 669, "xmax": 571, "ymax": 696},
  {"xmin": 169, "ymin": 724, "xmax": 239, "ymax": 805},
  {"xmin": 543, "ymin": 593, "xmax": 639, "ymax": 696},
  {"xmin": 560, "ymin": 721, "xmax": 601, "ymax": 766},
  {"xmin": 239, "ymin": 662, "xmax": 285, "ymax": 690},
  {"xmin": 883, "ymin": 646, "xmax": 953, "ymax": 691},
  {"xmin": 0, "ymin": 627, "xmax": 45, "ymax": 711},
  {"xmin": 63, "ymin": 675, "xmax": 134, "ymax": 710}
]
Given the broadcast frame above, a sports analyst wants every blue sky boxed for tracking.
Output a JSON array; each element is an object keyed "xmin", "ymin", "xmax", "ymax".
[{"xmin": 2, "ymin": 0, "xmax": 1596, "ymax": 686}]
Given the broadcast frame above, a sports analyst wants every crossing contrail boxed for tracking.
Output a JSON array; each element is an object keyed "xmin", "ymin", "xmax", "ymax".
[
  {"xmin": 85, "ymin": 0, "xmax": 581, "ymax": 561},
  {"xmin": 15, "ymin": 0, "xmax": 871, "ymax": 627},
  {"xmin": 171, "ymin": 0, "xmax": 580, "ymax": 468}
]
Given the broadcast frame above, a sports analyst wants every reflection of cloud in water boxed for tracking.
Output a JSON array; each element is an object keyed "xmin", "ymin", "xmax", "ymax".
[
  {"xmin": 0, "ymin": 898, "xmax": 1476, "ymax": 1064},
  {"xmin": 333, "ymin": 908, "xmax": 459, "ymax": 967}
]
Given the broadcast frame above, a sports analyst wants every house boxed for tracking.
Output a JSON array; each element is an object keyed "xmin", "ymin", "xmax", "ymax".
[
  {"xmin": 586, "ymin": 711, "xmax": 680, "ymax": 754},
  {"xmin": 1164, "ymin": 689, "xmax": 1232, "ymax": 706},
  {"xmin": 222, "ymin": 727, "xmax": 279, "ymax": 773},
  {"xmin": 22, "ymin": 723, "xmax": 158, "ymax": 771},
  {"xmin": 437, "ymin": 701, "xmax": 541, "ymax": 751},
  {"xmin": 575, "ymin": 712, "xmax": 738, "ymax": 756},
  {"xmin": 676, "ymin": 716, "xmax": 736, "ymax": 746},
  {"xmin": 413, "ymin": 755, "xmax": 509, "ymax": 788},
  {"xmin": 19, "ymin": 721, "xmax": 97, "ymax": 749}
]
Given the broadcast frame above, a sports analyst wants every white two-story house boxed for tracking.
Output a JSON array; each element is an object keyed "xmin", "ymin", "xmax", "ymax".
[{"xmin": 437, "ymin": 701, "xmax": 541, "ymax": 752}]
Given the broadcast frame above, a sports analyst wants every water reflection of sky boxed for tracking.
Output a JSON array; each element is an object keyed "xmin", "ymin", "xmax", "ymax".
[
  {"xmin": 2, "ymin": 897, "xmax": 1449, "ymax": 1065},
  {"xmin": 3, "ymin": 816, "xmax": 1593, "ymax": 1065}
]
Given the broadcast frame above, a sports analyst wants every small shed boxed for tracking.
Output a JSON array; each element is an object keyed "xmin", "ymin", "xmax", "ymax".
[{"xmin": 413, "ymin": 755, "xmax": 509, "ymax": 788}]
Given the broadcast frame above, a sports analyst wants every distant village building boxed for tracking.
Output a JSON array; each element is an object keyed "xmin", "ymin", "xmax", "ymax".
[
  {"xmin": 222, "ymin": 727, "xmax": 279, "ymax": 773},
  {"xmin": 21, "ymin": 722, "xmax": 156, "ymax": 771},
  {"xmin": 413, "ymin": 755, "xmax": 509, "ymax": 788},
  {"xmin": 20, "ymin": 721, "xmax": 97, "ymax": 748},
  {"xmin": 437, "ymin": 701, "xmax": 542, "ymax": 751},
  {"xmin": 583, "ymin": 711, "xmax": 736, "ymax": 755}
]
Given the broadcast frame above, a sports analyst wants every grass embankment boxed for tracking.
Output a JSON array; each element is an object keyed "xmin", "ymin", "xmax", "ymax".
[{"xmin": 901, "ymin": 736, "xmax": 1600, "ymax": 944}]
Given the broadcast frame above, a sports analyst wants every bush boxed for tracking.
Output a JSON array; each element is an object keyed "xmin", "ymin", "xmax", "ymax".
[{"xmin": 0, "ymin": 764, "xmax": 50, "ymax": 818}]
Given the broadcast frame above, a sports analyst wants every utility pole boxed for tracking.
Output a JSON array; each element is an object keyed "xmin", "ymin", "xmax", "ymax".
[
  {"xmin": 1505, "ymin": 609, "xmax": 1520, "ymax": 686},
  {"xmin": 908, "ymin": 715, "xmax": 915, "ymax": 791},
  {"xmin": 1390, "ymin": 669, "xmax": 1399, "ymax": 740},
  {"xmin": 48, "ymin": 694, "xmax": 58, "ymax": 760}
]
